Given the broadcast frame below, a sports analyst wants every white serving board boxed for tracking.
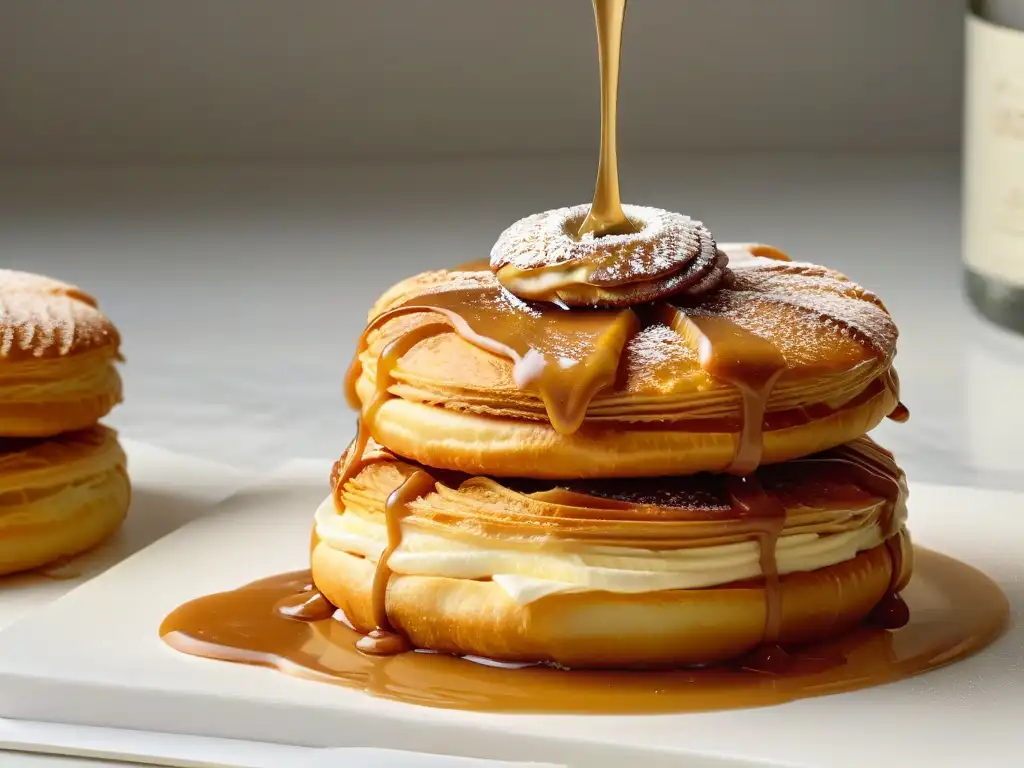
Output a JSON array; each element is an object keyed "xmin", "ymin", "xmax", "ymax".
[
  {"xmin": 0, "ymin": 464, "xmax": 1019, "ymax": 768},
  {"xmin": 0, "ymin": 439, "xmax": 254, "ymax": 631},
  {"xmin": 0, "ymin": 721, "xmax": 565, "ymax": 768}
]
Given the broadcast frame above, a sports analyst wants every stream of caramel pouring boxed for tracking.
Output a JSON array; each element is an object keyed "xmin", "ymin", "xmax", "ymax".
[{"xmin": 577, "ymin": 0, "xmax": 640, "ymax": 238}]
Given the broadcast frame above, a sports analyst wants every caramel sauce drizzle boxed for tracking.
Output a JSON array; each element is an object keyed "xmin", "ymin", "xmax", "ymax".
[
  {"xmin": 339, "ymin": 283, "xmax": 898, "ymax": 653},
  {"xmin": 337, "ymin": 322, "xmax": 450, "ymax": 500},
  {"xmin": 578, "ymin": 0, "xmax": 639, "ymax": 239},
  {"xmin": 346, "ymin": 285, "xmax": 638, "ymax": 435},
  {"xmin": 724, "ymin": 475, "xmax": 787, "ymax": 647},
  {"xmin": 347, "ymin": 281, "xmax": 795, "ymax": 457},
  {"xmin": 796, "ymin": 438, "xmax": 905, "ymax": 539},
  {"xmin": 883, "ymin": 367, "xmax": 910, "ymax": 423},
  {"xmin": 355, "ymin": 469, "xmax": 437, "ymax": 656},
  {"xmin": 654, "ymin": 303, "xmax": 786, "ymax": 475},
  {"xmin": 793, "ymin": 438, "xmax": 910, "ymax": 629},
  {"xmin": 871, "ymin": 538, "xmax": 910, "ymax": 630}
]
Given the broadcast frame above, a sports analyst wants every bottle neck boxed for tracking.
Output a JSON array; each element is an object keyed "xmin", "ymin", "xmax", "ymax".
[{"xmin": 972, "ymin": 0, "xmax": 1024, "ymax": 30}]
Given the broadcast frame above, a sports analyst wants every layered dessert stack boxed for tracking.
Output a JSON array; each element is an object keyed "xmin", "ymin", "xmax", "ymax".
[
  {"xmin": 311, "ymin": 207, "xmax": 911, "ymax": 668},
  {"xmin": 0, "ymin": 270, "xmax": 128, "ymax": 576}
]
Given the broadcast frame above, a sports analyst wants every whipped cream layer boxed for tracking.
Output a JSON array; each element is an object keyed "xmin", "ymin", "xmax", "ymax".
[{"xmin": 314, "ymin": 495, "xmax": 905, "ymax": 605}]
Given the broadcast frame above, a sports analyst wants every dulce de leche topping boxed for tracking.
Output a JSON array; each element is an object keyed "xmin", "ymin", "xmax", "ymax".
[{"xmin": 490, "ymin": 204, "xmax": 727, "ymax": 308}]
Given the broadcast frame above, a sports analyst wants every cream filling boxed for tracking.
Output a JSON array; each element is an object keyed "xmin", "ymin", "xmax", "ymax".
[{"xmin": 314, "ymin": 495, "xmax": 904, "ymax": 606}]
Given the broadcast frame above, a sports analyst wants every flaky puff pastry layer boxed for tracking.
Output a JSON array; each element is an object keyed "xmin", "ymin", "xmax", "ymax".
[
  {"xmin": 0, "ymin": 270, "xmax": 122, "ymax": 436},
  {"xmin": 314, "ymin": 537, "xmax": 906, "ymax": 669},
  {"xmin": 313, "ymin": 439, "xmax": 911, "ymax": 667},
  {"xmin": 352, "ymin": 252, "xmax": 900, "ymax": 477},
  {"xmin": 0, "ymin": 426, "xmax": 130, "ymax": 576},
  {"xmin": 359, "ymin": 378, "xmax": 896, "ymax": 479}
]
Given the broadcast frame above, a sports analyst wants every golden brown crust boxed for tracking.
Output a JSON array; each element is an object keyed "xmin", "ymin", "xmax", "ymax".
[
  {"xmin": 365, "ymin": 257, "xmax": 896, "ymax": 393},
  {"xmin": 0, "ymin": 270, "xmax": 122, "ymax": 436},
  {"xmin": 352, "ymin": 254, "xmax": 899, "ymax": 474},
  {"xmin": 0, "ymin": 426, "xmax": 130, "ymax": 576},
  {"xmin": 358, "ymin": 373, "xmax": 896, "ymax": 478},
  {"xmin": 312, "ymin": 540, "xmax": 900, "ymax": 668},
  {"xmin": 0, "ymin": 270, "xmax": 120, "ymax": 362},
  {"xmin": 332, "ymin": 436, "xmax": 906, "ymax": 550}
]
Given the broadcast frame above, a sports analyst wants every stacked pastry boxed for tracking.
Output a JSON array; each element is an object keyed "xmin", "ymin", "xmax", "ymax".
[
  {"xmin": 312, "ymin": 205, "xmax": 912, "ymax": 668},
  {"xmin": 0, "ymin": 270, "xmax": 128, "ymax": 576}
]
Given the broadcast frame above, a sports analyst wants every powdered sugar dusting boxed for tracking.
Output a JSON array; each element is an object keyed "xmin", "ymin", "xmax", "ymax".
[
  {"xmin": 491, "ymin": 204, "xmax": 712, "ymax": 281},
  {"xmin": 655, "ymin": 262, "xmax": 897, "ymax": 371},
  {"xmin": 374, "ymin": 248, "xmax": 898, "ymax": 408},
  {"xmin": 489, "ymin": 204, "xmax": 725, "ymax": 307},
  {"xmin": 0, "ymin": 269, "xmax": 97, "ymax": 306},
  {"xmin": 0, "ymin": 273, "xmax": 118, "ymax": 360},
  {"xmin": 719, "ymin": 261, "xmax": 897, "ymax": 357},
  {"xmin": 626, "ymin": 324, "xmax": 689, "ymax": 368}
]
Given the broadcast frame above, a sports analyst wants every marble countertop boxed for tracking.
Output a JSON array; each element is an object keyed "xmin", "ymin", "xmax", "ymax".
[{"xmin": 1, "ymin": 152, "xmax": 1020, "ymax": 492}]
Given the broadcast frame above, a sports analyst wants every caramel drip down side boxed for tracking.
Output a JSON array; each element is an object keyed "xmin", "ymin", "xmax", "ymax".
[
  {"xmin": 337, "ymin": 322, "xmax": 450, "ymax": 502},
  {"xmin": 794, "ymin": 439, "xmax": 905, "ymax": 538},
  {"xmin": 888, "ymin": 402, "xmax": 910, "ymax": 423},
  {"xmin": 883, "ymin": 366, "xmax": 910, "ymax": 423},
  {"xmin": 888, "ymin": 369, "xmax": 910, "ymax": 422},
  {"xmin": 725, "ymin": 475, "xmax": 787, "ymax": 647},
  {"xmin": 355, "ymin": 469, "xmax": 437, "ymax": 656},
  {"xmin": 795, "ymin": 439, "xmax": 910, "ymax": 629},
  {"xmin": 578, "ymin": 0, "xmax": 639, "ymax": 239},
  {"xmin": 656, "ymin": 303, "xmax": 786, "ymax": 475},
  {"xmin": 274, "ymin": 586, "xmax": 335, "ymax": 622},
  {"xmin": 870, "ymin": 537, "xmax": 910, "ymax": 629},
  {"xmin": 352, "ymin": 285, "xmax": 638, "ymax": 435}
]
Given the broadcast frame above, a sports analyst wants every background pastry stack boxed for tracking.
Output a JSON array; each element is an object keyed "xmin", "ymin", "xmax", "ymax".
[
  {"xmin": 312, "ymin": 207, "xmax": 913, "ymax": 668},
  {"xmin": 0, "ymin": 270, "xmax": 128, "ymax": 576}
]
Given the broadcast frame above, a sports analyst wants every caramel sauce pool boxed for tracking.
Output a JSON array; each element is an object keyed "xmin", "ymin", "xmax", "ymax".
[{"xmin": 160, "ymin": 547, "xmax": 1007, "ymax": 715}]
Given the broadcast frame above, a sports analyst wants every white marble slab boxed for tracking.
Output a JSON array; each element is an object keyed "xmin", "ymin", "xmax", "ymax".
[{"xmin": 0, "ymin": 722, "xmax": 562, "ymax": 768}]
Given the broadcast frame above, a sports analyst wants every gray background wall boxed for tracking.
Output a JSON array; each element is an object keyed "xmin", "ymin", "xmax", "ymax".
[{"xmin": 0, "ymin": 0, "xmax": 965, "ymax": 163}]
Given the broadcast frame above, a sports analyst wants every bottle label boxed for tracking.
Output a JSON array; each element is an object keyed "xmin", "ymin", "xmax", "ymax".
[{"xmin": 964, "ymin": 15, "xmax": 1024, "ymax": 285}]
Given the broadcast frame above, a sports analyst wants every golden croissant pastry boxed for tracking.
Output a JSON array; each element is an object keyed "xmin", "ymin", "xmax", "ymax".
[
  {"xmin": 311, "ymin": 436, "xmax": 910, "ymax": 668},
  {"xmin": 346, "ymin": 246, "xmax": 901, "ymax": 479},
  {"xmin": 0, "ymin": 270, "xmax": 122, "ymax": 437},
  {"xmin": 0, "ymin": 426, "xmax": 130, "ymax": 576}
]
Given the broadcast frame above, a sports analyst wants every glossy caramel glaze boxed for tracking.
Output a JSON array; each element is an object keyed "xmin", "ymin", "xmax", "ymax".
[
  {"xmin": 354, "ymin": 469, "xmax": 437, "ymax": 655},
  {"xmin": 345, "ymin": 261, "xmax": 900, "ymax": 481},
  {"xmin": 160, "ymin": 548, "xmax": 1008, "ymax": 714},
  {"xmin": 655, "ymin": 305, "xmax": 786, "ymax": 474}
]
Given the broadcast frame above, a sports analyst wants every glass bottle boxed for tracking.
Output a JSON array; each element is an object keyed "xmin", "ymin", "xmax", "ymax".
[{"xmin": 964, "ymin": 1, "xmax": 1024, "ymax": 333}]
